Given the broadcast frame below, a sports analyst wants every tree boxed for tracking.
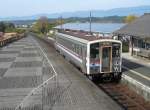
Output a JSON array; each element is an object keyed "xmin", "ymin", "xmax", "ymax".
[
  {"xmin": 56, "ymin": 17, "xmax": 65, "ymax": 26},
  {"xmin": 6, "ymin": 23, "xmax": 15, "ymax": 29},
  {"xmin": 34, "ymin": 16, "xmax": 49, "ymax": 34},
  {"xmin": 125, "ymin": 15, "xmax": 138, "ymax": 23},
  {"xmin": 0, "ymin": 22, "xmax": 6, "ymax": 32}
]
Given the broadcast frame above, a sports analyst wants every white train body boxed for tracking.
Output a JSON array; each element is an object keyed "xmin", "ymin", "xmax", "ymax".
[{"xmin": 54, "ymin": 29, "xmax": 122, "ymax": 81}]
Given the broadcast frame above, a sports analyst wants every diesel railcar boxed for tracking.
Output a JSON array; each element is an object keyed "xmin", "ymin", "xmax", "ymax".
[{"xmin": 54, "ymin": 29, "xmax": 122, "ymax": 82}]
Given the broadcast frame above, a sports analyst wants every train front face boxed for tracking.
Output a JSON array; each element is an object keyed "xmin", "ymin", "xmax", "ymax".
[{"xmin": 89, "ymin": 41, "xmax": 122, "ymax": 79}]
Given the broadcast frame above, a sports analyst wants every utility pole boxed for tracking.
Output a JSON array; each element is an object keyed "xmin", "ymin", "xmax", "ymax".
[
  {"xmin": 60, "ymin": 16, "xmax": 63, "ymax": 30},
  {"xmin": 89, "ymin": 11, "xmax": 92, "ymax": 34}
]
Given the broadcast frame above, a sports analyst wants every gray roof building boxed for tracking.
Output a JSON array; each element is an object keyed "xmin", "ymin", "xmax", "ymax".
[{"xmin": 114, "ymin": 13, "xmax": 150, "ymax": 39}]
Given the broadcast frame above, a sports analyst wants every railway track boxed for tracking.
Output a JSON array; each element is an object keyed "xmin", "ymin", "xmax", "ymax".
[{"xmin": 98, "ymin": 83, "xmax": 150, "ymax": 110}]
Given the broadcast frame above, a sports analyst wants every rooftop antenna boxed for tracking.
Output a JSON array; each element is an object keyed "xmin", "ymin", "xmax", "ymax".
[{"xmin": 89, "ymin": 11, "xmax": 92, "ymax": 34}]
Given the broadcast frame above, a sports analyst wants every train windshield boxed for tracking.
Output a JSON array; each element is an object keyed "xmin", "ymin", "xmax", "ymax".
[
  {"xmin": 90, "ymin": 43, "xmax": 100, "ymax": 73},
  {"xmin": 90, "ymin": 43, "xmax": 99, "ymax": 59},
  {"xmin": 90, "ymin": 42, "xmax": 121, "ymax": 74}
]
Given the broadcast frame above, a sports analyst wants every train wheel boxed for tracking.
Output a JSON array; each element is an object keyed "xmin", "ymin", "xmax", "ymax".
[
  {"xmin": 86, "ymin": 75, "xmax": 94, "ymax": 81},
  {"xmin": 115, "ymin": 77, "xmax": 121, "ymax": 83},
  {"xmin": 90, "ymin": 75, "xmax": 101, "ymax": 83},
  {"xmin": 103, "ymin": 77, "xmax": 111, "ymax": 83},
  {"xmin": 112, "ymin": 73, "xmax": 122, "ymax": 83},
  {"xmin": 88, "ymin": 75, "xmax": 93, "ymax": 80},
  {"xmin": 95, "ymin": 76, "xmax": 103, "ymax": 83}
]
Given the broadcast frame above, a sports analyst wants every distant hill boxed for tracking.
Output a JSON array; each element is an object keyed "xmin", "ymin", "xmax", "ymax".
[
  {"xmin": 0, "ymin": 5, "xmax": 150, "ymax": 21},
  {"xmin": 5, "ymin": 16, "xmax": 125, "ymax": 26}
]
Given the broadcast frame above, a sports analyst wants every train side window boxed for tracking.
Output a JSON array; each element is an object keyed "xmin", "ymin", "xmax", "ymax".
[
  {"xmin": 76, "ymin": 45, "xmax": 79, "ymax": 54},
  {"xmin": 72, "ymin": 44, "xmax": 75, "ymax": 52},
  {"xmin": 75, "ymin": 45, "xmax": 77, "ymax": 53},
  {"xmin": 80, "ymin": 47, "xmax": 82, "ymax": 56},
  {"xmin": 78, "ymin": 46, "xmax": 81, "ymax": 55},
  {"xmin": 90, "ymin": 43, "xmax": 99, "ymax": 59},
  {"xmin": 83, "ymin": 47, "xmax": 86, "ymax": 58},
  {"xmin": 74, "ymin": 44, "xmax": 77, "ymax": 53},
  {"xmin": 77, "ymin": 45, "xmax": 81, "ymax": 55}
]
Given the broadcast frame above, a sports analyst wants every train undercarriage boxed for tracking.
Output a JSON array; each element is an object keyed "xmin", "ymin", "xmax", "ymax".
[{"xmin": 86, "ymin": 72, "xmax": 122, "ymax": 83}]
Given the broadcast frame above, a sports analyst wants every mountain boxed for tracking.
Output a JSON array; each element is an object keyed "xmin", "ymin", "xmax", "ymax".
[{"xmin": 0, "ymin": 5, "xmax": 150, "ymax": 21}]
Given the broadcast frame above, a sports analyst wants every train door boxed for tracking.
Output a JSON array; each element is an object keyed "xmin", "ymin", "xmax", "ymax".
[{"xmin": 101, "ymin": 46, "xmax": 112, "ymax": 73}]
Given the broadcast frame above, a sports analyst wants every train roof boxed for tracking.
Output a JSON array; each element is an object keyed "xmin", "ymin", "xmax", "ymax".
[{"xmin": 56, "ymin": 29, "xmax": 113, "ymax": 41}]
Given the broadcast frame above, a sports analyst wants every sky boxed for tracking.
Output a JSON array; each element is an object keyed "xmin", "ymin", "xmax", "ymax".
[{"xmin": 0, "ymin": 0, "xmax": 150, "ymax": 17}]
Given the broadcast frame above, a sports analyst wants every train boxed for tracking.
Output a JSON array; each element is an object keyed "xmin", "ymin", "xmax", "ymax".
[{"xmin": 52, "ymin": 29, "xmax": 122, "ymax": 82}]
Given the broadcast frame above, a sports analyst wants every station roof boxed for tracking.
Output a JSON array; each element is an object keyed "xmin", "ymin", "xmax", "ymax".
[
  {"xmin": 114, "ymin": 13, "xmax": 150, "ymax": 39},
  {"xmin": 57, "ymin": 29, "xmax": 112, "ymax": 41}
]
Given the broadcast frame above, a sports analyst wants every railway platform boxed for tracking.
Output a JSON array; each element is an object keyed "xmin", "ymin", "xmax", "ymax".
[
  {"xmin": 122, "ymin": 53, "xmax": 150, "ymax": 101},
  {"xmin": 0, "ymin": 35, "xmax": 122, "ymax": 110}
]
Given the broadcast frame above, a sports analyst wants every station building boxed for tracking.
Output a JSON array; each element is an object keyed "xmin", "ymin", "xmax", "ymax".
[{"xmin": 114, "ymin": 13, "xmax": 150, "ymax": 59}]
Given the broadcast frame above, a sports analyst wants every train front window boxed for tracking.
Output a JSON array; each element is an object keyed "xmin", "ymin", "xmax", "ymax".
[
  {"xmin": 90, "ymin": 43, "xmax": 100, "ymax": 73},
  {"xmin": 90, "ymin": 43, "xmax": 99, "ymax": 59},
  {"xmin": 112, "ymin": 43, "xmax": 121, "ymax": 58}
]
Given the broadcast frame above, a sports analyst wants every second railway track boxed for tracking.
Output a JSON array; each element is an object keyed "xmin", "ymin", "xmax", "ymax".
[{"xmin": 97, "ymin": 82, "xmax": 150, "ymax": 110}]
